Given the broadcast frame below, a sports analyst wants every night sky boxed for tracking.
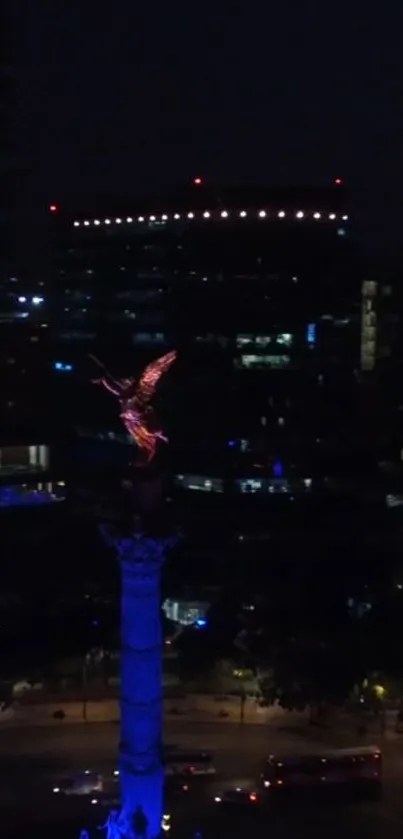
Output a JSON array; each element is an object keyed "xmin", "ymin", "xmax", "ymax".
[{"xmin": 11, "ymin": 0, "xmax": 403, "ymax": 268}]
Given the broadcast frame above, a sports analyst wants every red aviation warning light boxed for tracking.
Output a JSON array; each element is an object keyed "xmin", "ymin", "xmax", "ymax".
[
  {"xmin": 193, "ymin": 177, "xmax": 203, "ymax": 185},
  {"xmin": 49, "ymin": 204, "xmax": 58, "ymax": 212},
  {"xmin": 334, "ymin": 178, "xmax": 343, "ymax": 185}
]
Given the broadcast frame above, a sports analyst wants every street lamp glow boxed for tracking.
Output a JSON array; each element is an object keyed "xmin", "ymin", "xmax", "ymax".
[
  {"xmin": 296, "ymin": 211, "xmax": 304, "ymax": 219},
  {"xmin": 203, "ymin": 211, "xmax": 210, "ymax": 218},
  {"xmin": 278, "ymin": 211, "xmax": 286, "ymax": 218},
  {"xmin": 221, "ymin": 210, "xmax": 229, "ymax": 218},
  {"xmin": 258, "ymin": 210, "xmax": 266, "ymax": 218}
]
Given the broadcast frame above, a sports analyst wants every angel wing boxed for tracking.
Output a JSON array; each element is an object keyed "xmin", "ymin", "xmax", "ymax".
[{"xmin": 135, "ymin": 350, "xmax": 177, "ymax": 406}]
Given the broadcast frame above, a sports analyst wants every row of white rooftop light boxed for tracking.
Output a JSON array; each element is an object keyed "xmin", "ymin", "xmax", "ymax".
[{"xmin": 73, "ymin": 209, "xmax": 349, "ymax": 228}]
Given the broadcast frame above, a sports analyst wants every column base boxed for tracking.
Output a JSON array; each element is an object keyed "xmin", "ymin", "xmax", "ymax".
[{"xmin": 120, "ymin": 765, "xmax": 164, "ymax": 839}]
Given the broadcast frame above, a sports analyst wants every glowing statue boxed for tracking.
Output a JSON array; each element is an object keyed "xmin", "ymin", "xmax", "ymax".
[{"xmin": 91, "ymin": 351, "xmax": 176, "ymax": 463}]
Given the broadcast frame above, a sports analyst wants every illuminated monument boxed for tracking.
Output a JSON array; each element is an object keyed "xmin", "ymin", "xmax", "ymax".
[{"xmin": 95, "ymin": 351, "xmax": 177, "ymax": 839}]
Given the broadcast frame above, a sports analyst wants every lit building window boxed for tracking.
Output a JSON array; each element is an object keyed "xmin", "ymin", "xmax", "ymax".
[
  {"xmin": 276, "ymin": 333, "xmax": 292, "ymax": 347},
  {"xmin": 236, "ymin": 354, "xmax": 290, "ymax": 369},
  {"xmin": 174, "ymin": 474, "xmax": 224, "ymax": 493},
  {"xmin": 53, "ymin": 361, "xmax": 73, "ymax": 372},
  {"xmin": 162, "ymin": 598, "xmax": 209, "ymax": 626},
  {"xmin": 306, "ymin": 323, "xmax": 316, "ymax": 344},
  {"xmin": 132, "ymin": 332, "xmax": 166, "ymax": 345},
  {"xmin": 238, "ymin": 479, "xmax": 263, "ymax": 493}
]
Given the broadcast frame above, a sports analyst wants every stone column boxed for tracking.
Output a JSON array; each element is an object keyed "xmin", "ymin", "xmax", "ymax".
[{"xmin": 100, "ymin": 528, "xmax": 175, "ymax": 839}]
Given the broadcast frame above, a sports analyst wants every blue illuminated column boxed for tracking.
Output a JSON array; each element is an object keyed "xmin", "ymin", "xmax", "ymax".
[{"xmin": 101, "ymin": 528, "xmax": 175, "ymax": 839}]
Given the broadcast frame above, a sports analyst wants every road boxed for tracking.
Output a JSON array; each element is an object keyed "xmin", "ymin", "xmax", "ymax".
[{"xmin": 2, "ymin": 722, "xmax": 403, "ymax": 838}]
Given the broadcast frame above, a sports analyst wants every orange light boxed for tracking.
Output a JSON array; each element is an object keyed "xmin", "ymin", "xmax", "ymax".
[
  {"xmin": 277, "ymin": 780, "xmax": 284, "ymax": 786},
  {"xmin": 49, "ymin": 204, "xmax": 58, "ymax": 212},
  {"xmin": 193, "ymin": 177, "xmax": 202, "ymax": 185}
]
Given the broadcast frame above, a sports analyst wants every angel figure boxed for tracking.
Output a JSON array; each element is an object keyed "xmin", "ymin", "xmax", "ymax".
[{"xmin": 91, "ymin": 350, "xmax": 176, "ymax": 463}]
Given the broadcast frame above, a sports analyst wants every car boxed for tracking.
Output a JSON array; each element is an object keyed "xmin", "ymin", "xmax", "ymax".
[
  {"xmin": 53, "ymin": 771, "xmax": 103, "ymax": 796},
  {"xmin": 214, "ymin": 787, "xmax": 261, "ymax": 807},
  {"xmin": 165, "ymin": 752, "xmax": 216, "ymax": 777}
]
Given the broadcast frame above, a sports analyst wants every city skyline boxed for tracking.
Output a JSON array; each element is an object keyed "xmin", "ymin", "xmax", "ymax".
[{"xmin": 10, "ymin": 0, "xmax": 403, "ymax": 267}]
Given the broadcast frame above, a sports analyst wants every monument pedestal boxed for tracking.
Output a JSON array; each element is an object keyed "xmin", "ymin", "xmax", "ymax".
[{"xmin": 100, "ymin": 475, "xmax": 176, "ymax": 839}]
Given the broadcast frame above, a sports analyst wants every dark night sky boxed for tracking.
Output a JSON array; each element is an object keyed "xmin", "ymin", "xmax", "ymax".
[{"xmin": 10, "ymin": 0, "xmax": 403, "ymax": 269}]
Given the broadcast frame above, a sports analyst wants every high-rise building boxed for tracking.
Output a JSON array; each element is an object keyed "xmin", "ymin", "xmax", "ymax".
[{"xmin": 50, "ymin": 182, "xmax": 363, "ymax": 489}]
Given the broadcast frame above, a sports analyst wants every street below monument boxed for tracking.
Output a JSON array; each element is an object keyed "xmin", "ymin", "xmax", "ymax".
[{"xmin": 3, "ymin": 720, "xmax": 403, "ymax": 837}]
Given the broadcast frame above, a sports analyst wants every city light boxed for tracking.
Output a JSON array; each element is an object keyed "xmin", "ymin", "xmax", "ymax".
[
  {"xmin": 334, "ymin": 178, "xmax": 343, "ymax": 185},
  {"xmin": 18, "ymin": 296, "xmax": 27, "ymax": 303},
  {"xmin": 32, "ymin": 296, "xmax": 44, "ymax": 305},
  {"xmin": 72, "ymin": 208, "xmax": 344, "ymax": 227},
  {"xmin": 53, "ymin": 361, "xmax": 73, "ymax": 372},
  {"xmin": 193, "ymin": 177, "xmax": 203, "ymax": 185},
  {"xmin": 195, "ymin": 618, "xmax": 207, "ymax": 627},
  {"xmin": 49, "ymin": 204, "xmax": 58, "ymax": 212}
]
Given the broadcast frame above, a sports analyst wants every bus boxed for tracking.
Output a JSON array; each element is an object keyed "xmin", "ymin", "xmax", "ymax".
[
  {"xmin": 165, "ymin": 751, "xmax": 216, "ymax": 777},
  {"xmin": 261, "ymin": 745, "xmax": 382, "ymax": 800}
]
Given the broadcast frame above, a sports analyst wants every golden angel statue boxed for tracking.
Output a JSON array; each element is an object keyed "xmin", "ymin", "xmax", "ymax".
[{"xmin": 91, "ymin": 350, "xmax": 176, "ymax": 463}]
